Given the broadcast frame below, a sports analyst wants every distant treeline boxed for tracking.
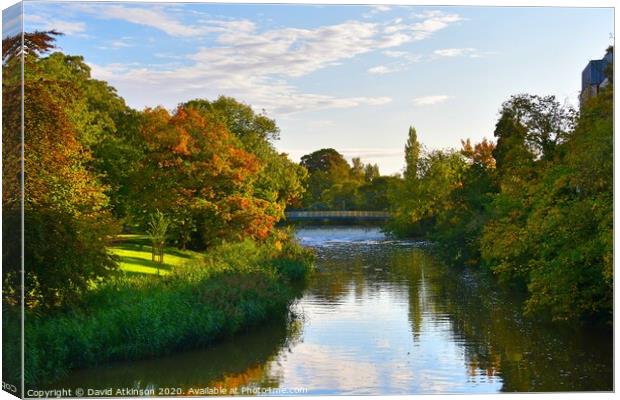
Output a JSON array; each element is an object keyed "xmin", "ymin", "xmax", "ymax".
[{"xmin": 292, "ymin": 148, "xmax": 398, "ymax": 211}]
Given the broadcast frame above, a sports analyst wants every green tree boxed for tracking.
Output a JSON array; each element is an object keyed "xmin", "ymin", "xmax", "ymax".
[
  {"xmin": 431, "ymin": 138, "xmax": 498, "ymax": 265},
  {"xmin": 300, "ymin": 148, "xmax": 350, "ymax": 175},
  {"xmin": 3, "ymin": 31, "xmax": 118, "ymax": 309},
  {"xmin": 185, "ymin": 96, "xmax": 279, "ymax": 142},
  {"xmin": 494, "ymin": 95, "xmax": 576, "ymax": 163},
  {"xmin": 300, "ymin": 148, "xmax": 352, "ymax": 209},
  {"xmin": 147, "ymin": 210, "xmax": 170, "ymax": 271},
  {"xmin": 358, "ymin": 175, "xmax": 398, "ymax": 211},
  {"xmin": 364, "ymin": 163, "xmax": 381, "ymax": 182},
  {"xmin": 523, "ymin": 83, "xmax": 612, "ymax": 320},
  {"xmin": 387, "ymin": 149, "xmax": 466, "ymax": 238},
  {"xmin": 404, "ymin": 126, "xmax": 421, "ymax": 181},
  {"xmin": 351, "ymin": 157, "xmax": 365, "ymax": 181},
  {"xmin": 28, "ymin": 51, "xmax": 139, "ymax": 222}
]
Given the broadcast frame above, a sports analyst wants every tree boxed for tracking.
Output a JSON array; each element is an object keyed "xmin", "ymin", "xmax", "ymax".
[
  {"xmin": 300, "ymin": 148, "xmax": 352, "ymax": 209},
  {"xmin": 431, "ymin": 138, "xmax": 498, "ymax": 265},
  {"xmin": 364, "ymin": 163, "xmax": 380, "ymax": 182},
  {"xmin": 130, "ymin": 106, "xmax": 276, "ymax": 249},
  {"xmin": 494, "ymin": 95, "xmax": 576, "ymax": 162},
  {"xmin": 147, "ymin": 211, "xmax": 170, "ymax": 272},
  {"xmin": 351, "ymin": 157, "xmax": 365, "ymax": 181},
  {"xmin": 461, "ymin": 138, "xmax": 496, "ymax": 169},
  {"xmin": 523, "ymin": 80, "xmax": 612, "ymax": 320},
  {"xmin": 184, "ymin": 97, "xmax": 306, "ymax": 218},
  {"xmin": 404, "ymin": 126, "xmax": 421, "ymax": 181},
  {"xmin": 14, "ymin": 49, "xmax": 138, "ymax": 223},
  {"xmin": 387, "ymin": 149, "xmax": 466, "ymax": 238},
  {"xmin": 185, "ymin": 96, "xmax": 279, "ymax": 142},
  {"xmin": 300, "ymin": 148, "xmax": 350, "ymax": 175},
  {"xmin": 3, "ymin": 32, "xmax": 118, "ymax": 308},
  {"xmin": 358, "ymin": 175, "xmax": 397, "ymax": 211},
  {"xmin": 2, "ymin": 30, "xmax": 61, "ymax": 63}
]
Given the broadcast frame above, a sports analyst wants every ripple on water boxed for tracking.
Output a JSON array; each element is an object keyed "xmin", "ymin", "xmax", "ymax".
[{"xmin": 54, "ymin": 227, "xmax": 612, "ymax": 395}]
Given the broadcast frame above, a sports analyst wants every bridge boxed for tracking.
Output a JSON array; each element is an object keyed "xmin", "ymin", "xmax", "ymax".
[{"xmin": 284, "ymin": 210, "xmax": 390, "ymax": 222}]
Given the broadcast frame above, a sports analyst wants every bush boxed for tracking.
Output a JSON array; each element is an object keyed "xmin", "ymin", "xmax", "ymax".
[{"xmin": 23, "ymin": 239, "xmax": 313, "ymax": 387}]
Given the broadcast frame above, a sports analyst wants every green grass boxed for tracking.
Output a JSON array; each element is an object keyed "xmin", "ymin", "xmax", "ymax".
[
  {"xmin": 21, "ymin": 238, "xmax": 314, "ymax": 388},
  {"xmin": 109, "ymin": 236, "xmax": 204, "ymax": 276}
]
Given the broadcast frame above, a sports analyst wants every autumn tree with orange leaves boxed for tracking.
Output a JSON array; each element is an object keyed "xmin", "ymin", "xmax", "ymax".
[{"xmin": 129, "ymin": 106, "xmax": 279, "ymax": 249}]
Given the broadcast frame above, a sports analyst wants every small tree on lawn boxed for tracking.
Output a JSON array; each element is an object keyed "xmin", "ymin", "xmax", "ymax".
[{"xmin": 147, "ymin": 210, "xmax": 170, "ymax": 274}]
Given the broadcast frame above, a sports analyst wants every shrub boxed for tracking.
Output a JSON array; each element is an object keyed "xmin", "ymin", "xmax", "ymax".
[{"xmin": 23, "ymin": 239, "xmax": 313, "ymax": 387}]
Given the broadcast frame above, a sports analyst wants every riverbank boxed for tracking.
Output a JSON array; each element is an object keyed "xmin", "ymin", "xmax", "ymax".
[
  {"xmin": 19, "ymin": 237, "xmax": 313, "ymax": 388},
  {"xmin": 52, "ymin": 227, "xmax": 612, "ymax": 393}
]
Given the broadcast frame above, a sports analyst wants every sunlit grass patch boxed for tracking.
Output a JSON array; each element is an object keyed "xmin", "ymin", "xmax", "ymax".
[
  {"xmin": 23, "ymin": 239, "xmax": 313, "ymax": 387},
  {"xmin": 109, "ymin": 238, "xmax": 205, "ymax": 276}
]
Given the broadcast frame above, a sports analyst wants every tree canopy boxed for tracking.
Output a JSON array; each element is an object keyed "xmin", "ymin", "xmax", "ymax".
[{"xmin": 387, "ymin": 71, "xmax": 613, "ymax": 322}]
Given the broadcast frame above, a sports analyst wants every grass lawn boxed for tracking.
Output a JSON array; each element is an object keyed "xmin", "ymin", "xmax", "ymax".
[{"xmin": 109, "ymin": 234, "xmax": 205, "ymax": 275}]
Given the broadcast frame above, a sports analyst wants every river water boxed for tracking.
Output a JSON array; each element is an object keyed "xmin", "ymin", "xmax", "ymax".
[{"xmin": 55, "ymin": 227, "xmax": 612, "ymax": 394}]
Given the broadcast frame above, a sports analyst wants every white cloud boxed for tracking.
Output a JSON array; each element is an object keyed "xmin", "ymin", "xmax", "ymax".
[
  {"xmin": 81, "ymin": 8, "xmax": 462, "ymax": 114},
  {"xmin": 98, "ymin": 37, "xmax": 134, "ymax": 50},
  {"xmin": 434, "ymin": 47, "xmax": 477, "ymax": 57},
  {"xmin": 372, "ymin": 5, "xmax": 392, "ymax": 12},
  {"xmin": 369, "ymin": 52, "xmax": 422, "ymax": 75},
  {"xmin": 383, "ymin": 50, "xmax": 408, "ymax": 58},
  {"xmin": 412, "ymin": 95, "xmax": 454, "ymax": 106},
  {"xmin": 26, "ymin": 14, "xmax": 86, "ymax": 35},
  {"xmin": 189, "ymin": 20, "xmax": 382, "ymax": 78},
  {"xmin": 409, "ymin": 13, "xmax": 463, "ymax": 40},
  {"xmin": 82, "ymin": 5, "xmax": 203, "ymax": 37},
  {"xmin": 89, "ymin": 60, "xmax": 392, "ymax": 114},
  {"xmin": 363, "ymin": 4, "xmax": 393, "ymax": 18},
  {"xmin": 368, "ymin": 65, "xmax": 394, "ymax": 75},
  {"xmin": 110, "ymin": 39, "xmax": 133, "ymax": 48}
]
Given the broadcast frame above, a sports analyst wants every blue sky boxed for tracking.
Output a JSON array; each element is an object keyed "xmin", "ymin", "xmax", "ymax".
[{"xmin": 14, "ymin": 2, "xmax": 615, "ymax": 174}]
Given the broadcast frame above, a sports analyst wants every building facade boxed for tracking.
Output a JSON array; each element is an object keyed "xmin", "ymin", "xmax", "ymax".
[{"xmin": 580, "ymin": 47, "xmax": 613, "ymax": 105}]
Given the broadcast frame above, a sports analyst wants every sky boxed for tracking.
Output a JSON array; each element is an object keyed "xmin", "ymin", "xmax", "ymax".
[{"xmin": 5, "ymin": 1, "xmax": 615, "ymax": 174}]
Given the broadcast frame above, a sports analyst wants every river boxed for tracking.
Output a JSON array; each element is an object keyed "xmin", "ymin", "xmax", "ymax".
[{"xmin": 55, "ymin": 226, "xmax": 612, "ymax": 394}]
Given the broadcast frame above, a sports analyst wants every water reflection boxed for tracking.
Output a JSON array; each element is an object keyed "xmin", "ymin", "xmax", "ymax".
[
  {"xmin": 52, "ymin": 316, "xmax": 302, "ymax": 393},
  {"xmin": 55, "ymin": 226, "xmax": 612, "ymax": 394}
]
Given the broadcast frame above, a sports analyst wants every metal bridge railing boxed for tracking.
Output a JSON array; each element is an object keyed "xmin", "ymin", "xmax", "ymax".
[{"xmin": 284, "ymin": 211, "xmax": 390, "ymax": 219}]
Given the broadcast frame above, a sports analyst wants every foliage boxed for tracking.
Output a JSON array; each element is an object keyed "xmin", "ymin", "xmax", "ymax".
[
  {"xmin": 147, "ymin": 211, "xmax": 170, "ymax": 244},
  {"xmin": 298, "ymin": 148, "xmax": 387, "ymax": 211},
  {"xmin": 404, "ymin": 126, "xmax": 421, "ymax": 181},
  {"xmin": 23, "ymin": 238, "xmax": 313, "ymax": 386},
  {"xmin": 184, "ymin": 97, "xmax": 307, "ymax": 213},
  {"xmin": 147, "ymin": 211, "xmax": 170, "ymax": 266},
  {"xmin": 126, "ymin": 106, "xmax": 275, "ymax": 249},
  {"xmin": 388, "ymin": 60, "xmax": 612, "ymax": 322},
  {"xmin": 2, "ymin": 30, "xmax": 61, "ymax": 63},
  {"xmin": 387, "ymin": 147, "xmax": 467, "ymax": 238},
  {"xmin": 2, "ymin": 33, "xmax": 118, "ymax": 310},
  {"xmin": 494, "ymin": 94, "xmax": 576, "ymax": 161},
  {"xmin": 430, "ymin": 138, "xmax": 498, "ymax": 265}
]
